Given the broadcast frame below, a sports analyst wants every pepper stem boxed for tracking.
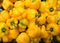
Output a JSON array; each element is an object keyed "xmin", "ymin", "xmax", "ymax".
[{"xmin": 2, "ymin": 28, "xmax": 6, "ymax": 32}]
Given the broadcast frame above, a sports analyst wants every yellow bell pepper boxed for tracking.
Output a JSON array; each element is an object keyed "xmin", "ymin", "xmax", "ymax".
[
  {"xmin": 57, "ymin": 0, "xmax": 60, "ymax": 10},
  {"xmin": 26, "ymin": 21, "xmax": 41, "ymax": 38},
  {"xmin": 40, "ymin": 25, "xmax": 49, "ymax": 38},
  {"xmin": 39, "ymin": 2, "xmax": 49, "ymax": 13},
  {"xmin": 0, "ymin": 10, "xmax": 10, "ymax": 22},
  {"xmin": 46, "ymin": 0, "xmax": 57, "ymax": 15},
  {"xmin": 6, "ymin": 18, "xmax": 18, "ymax": 29},
  {"xmin": 2, "ymin": 35, "xmax": 9, "ymax": 42},
  {"xmin": 31, "ymin": 37, "xmax": 40, "ymax": 43},
  {"xmin": 18, "ymin": 19, "xmax": 28, "ymax": 32},
  {"xmin": 39, "ymin": 1, "xmax": 57, "ymax": 15},
  {"xmin": 26, "ymin": 8, "xmax": 39, "ymax": 21},
  {"xmin": 14, "ymin": 1, "xmax": 24, "ymax": 8},
  {"xmin": 9, "ymin": 7, "xmax": 25, "ymax": 17},
  {"xmin": 8, "ymin": 29, "xmax": 19, "ymax": 40},
  {"xmin": 16, "ymin": 32, "xmax": 30, "ymax": 43},
  {"xmin": 47, "ymin": 15, "xmax": 57, "ymax": 23},
  {"xmin": 2, "ymin": 0, "xmax": 13, "ymax": 10},
  {"xmin": 24, "ymin": 0, "xmax": 40, "ymax": 9},
  {"xmin": 47, "ymin": 0, "xmax": 57, "ymax": 5},
  {"xmin": 37, "ymin": 14, "xmax": 46, "ymax": 25},
  {"xmin": 47, "ymin": 23, "xmax": 59, "ymax": 36},
  {"xmin": 56, "ymin": 11, "xmax": 60, "ymax": 25},
  {"xmin": 0, "ymin": 22, "xmax": 9, "ymax": 38}
]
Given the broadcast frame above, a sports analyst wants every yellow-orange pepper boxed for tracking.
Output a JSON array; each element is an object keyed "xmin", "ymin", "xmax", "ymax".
[
  {"xmin": 18, "ymin": 19, "xmax": 28, "ymax": 32},
  {"xmin": 40, "ymin": 25, "xmax": 49, "ymax": 38},
  {"xmin": 16, "ymin": 32, "xmax": 30, "ymax": 43},
  {"xmin": 47, "ymin": 23, "xmax": 59, "ymax": 36},
  {"xmin": 14, "ymin": 1, "xmax": 24, "ymax": 8},
  {"xmin": 8, "ymin": 29, "xmax": 19, "ymax": 40},
  {"xmin": 57, "ymin": 0, "xmax": 60, "ymax": 10},
  {"xmin": 26, "ymin": 8, "xmax": 39, "ymax": 21},
  {"xmin": 47, "ymin": 15, "xmax": 57, "ymax": 23},
  {"xmin": 2, "ymin": 35, "xmax": 9, "ymax": 42},
  {"xmin": 37, "ymin": 14, "xmax": 46, "ymax": 25},
  {"xmin": 39, "ymin": 1, "xmax": 57, "ymax": 15},
  {"xmin": 2, "ymin": 0, "xmax": 13, "ymax": 10},
  {"xmin": 0, "ymin": 22, "xmax": 9, "ymax": 38},
  {"xmin": 9, "ymin": 7, "xmax": 25, "ymax": 17},
  {"xmin": 6, "ymin": 18, "xmax": 18, "ymax": 29},
  {"xmin": 0, "ymin": 10, "xmax": 10, "ymax": 22},
  {"xmin": 24, "ymin": 0, "xmax": 40, "ymax": 9},
  {"xmin": 26, "ymin": 21, "xmax": 41, "ymax": 38}
]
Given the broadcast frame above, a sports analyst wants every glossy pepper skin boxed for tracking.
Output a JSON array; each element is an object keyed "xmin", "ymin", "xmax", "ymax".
[
  {"xmin": 8, "ymin": 29, "xmax": 19, "ymax": 40},
  {"xmin": 2, "ymin": 0, "xmax": 13, "ymax": 10},
  {"xmin": 26, "ymin": 21, "xmax": 41, "ymax": 38},
  {"xmin": 9, "ymin": 7, "xmax": 25, "ymax": 17},
  {"xmin": 40, "ymin": 25, "xmax": 49, "ymax": 39},
  {"xmin": 57, "ymin": 0, "xmax": 60, "ymax": 10},
  {"xmin": 0, "ymin": 10, "xmax": 10, "ymax": 22},
  {"xmin": 39, "ymin": 1, "xmax": 49, "ymax": 13},
  {"xmin": 24, "ymin": 0, "xmax": 40, "ymax": 10},
  {"xmin": 47, "ymin": 15, "xmax": 57, "ymax": 23},
  {"xmin": 2, "ymin": 35, "xmax": 9, "ymax": 42},
  {"xmin": 0, "ymin": 22, "xmax": 9, "ymax": 38},
  {"xmin": 31, "ymin": 37, "xmax": 40, "ymax": 43},
  {"xmin": 37, "ymin": 13, "xmax": 46, "ymax": 25},
  {"xmin": 26, "ymin": 8, "xmax": 38, "ymax": 21},
  {"xmin": 14, "ymin": 1, "xmax": 24, "ymax": 8},
  {"xmin": 18, "ymin": 19, "xmax": 28, "ymax": 32},
  {"xmin": 39, "ymin": 1, "xmax": 57, "ymax": 15},
  {"xmin": 6, "ymin": 18, "xmax": 18, "ymax": 29},
  {"xmin": 16, "ymin": 32, "xmax": 30, "ymax": 43},
  {"xmin": 46, "ymin": 23, "xmax": 59, "ymax": 36},
  {"xmin": 56, "ymin": 11, "xmax": 60, "ymax": 25}
]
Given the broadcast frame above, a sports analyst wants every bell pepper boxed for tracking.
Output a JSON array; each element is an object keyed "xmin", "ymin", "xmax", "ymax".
[
  {"xmin": 26, "ymin": 8, "xmax": 38, "ymax": 21},
  {"xmin": 2, "ymin": 0, "xmax": 13, "ymax": 10},
  {"xmin": 18, "ymin": 19, "xmax": 28, "ymax": 32},
  {"xmin": 0, "ymin": 10, "xmax": 10, "ymax": 22},
  {"xmin": 37, "ymin": 14, "xmax": 46, "ymax": 25},
  {"xmin": 57, "ymin": 0, "xmax": 60, "ymax": 10},
  {"xmin": 56, "ymin": 11, "xmax": 60, "ymax": 25},
  {"xmin": 14, "ymin": 1, "xmax": 24, "ymax": 8},
  {"xmin": 2, "ymin": 35, "xmax": 9, "ymax": 42},
  {"xmin": 40, "ymin": 25, "xmax": 49, "ymax": 38},
  {"xmin": 9, "ymin": 7, "xmax": 25, "ymax": 17},
  {"xmin": 6, "ymin": 18, "xmax": 18, "ymax": 29},
  {"xmin": 26, "ymin": 21, "xmax": 41, "ymax": 38},
  {"xmin": 47, "ymin": 23, "xmax": 59, "ymax": 36},
  {"xmin": 0, "ymin": 22, "xmax": 9, "ymax": 38},
  {"xmin": 16, "ymin": 32, "xmax": 30, "ymax": 43},
  {"xmin": 8, "ymin": 29, "xmax": 19, "ymax": 40},
  {"xmin": 47, "ymin": 15, "xmax": 57, "ymax": 23},
  {"xmin": 24, "ymin": 0, "xmax": 40, "ymax": 9}
]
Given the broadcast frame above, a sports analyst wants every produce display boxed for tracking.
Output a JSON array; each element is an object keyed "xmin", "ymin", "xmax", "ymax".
[{"xmin": 0, "ymin": 0, "xmax": 60, "ymax": 43}]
